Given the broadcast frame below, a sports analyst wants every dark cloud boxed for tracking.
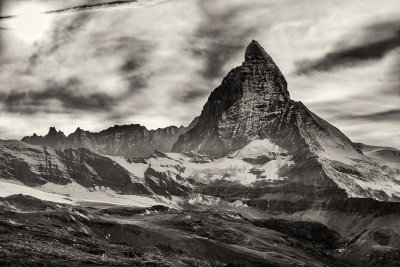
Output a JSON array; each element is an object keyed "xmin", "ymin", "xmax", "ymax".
[
  {"xmin": 44, "ymin": 0, "xmax": 140, "ymax": 15},
  {"xmin": 0, "ymin": 16, "xmax": 14, "ymax": 20},
  {"xmin": 180, "ymin": 89, "xmax": 209, "ymax": 103},
  {"xmin": 0, "ymin": 78, "xmax": 116, "ymax": 113},
  {"xmin": 189, "ymin": 0, "xmax": 259, "ymax": 80},
  {"xmin": 113, "ymin": 37, "xmax": 154, "ymax": 94},
  {"xmin": 336, "ymin": 109, "xmax": 400, "ymax": 122},
  {"xmin": 0, "ymin": 1, "xmax": 141, "ymax": 18},
  {"xmin": 296, "ymin": 20, "xmax": 400, "ymax": 75}
]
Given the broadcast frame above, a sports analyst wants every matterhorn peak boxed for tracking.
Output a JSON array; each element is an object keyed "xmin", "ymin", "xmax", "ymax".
[
  {"xmin": 245, "ymin": 40, "xmax": 273, "ymax": 62},
  {"xmin": 173, "ymin": 40, "xmax": 292, "ymax": 156}
]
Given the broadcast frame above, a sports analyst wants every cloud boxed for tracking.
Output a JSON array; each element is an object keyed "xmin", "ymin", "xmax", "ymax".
[
  {"xmin": 188, "ymin": 0, "xmax": 262, "ymax": 80},
  {"xmin": 0, "ymin": 16, "xmax": 15, "ymax": 20},
  {"xmin": 0, "ymin": 7, "xmax": 154, "ymax": 117},
  {"xmin": 0, "ymin": 78, "xmax": 117, "ymax": 113},
  {"xmin": 28, "ymin": 12, "xmax": 93, "ymax": 66},
  {"xmin": 44, "ymin": 1, "xmax": 141, "ymax": 14},
  {"xmin": 180, "ymin": 89, "xmax": 209, "ymax": 103},
  {"xmin": 295, "ymin": 19, "xmax": 400, "ymax": 75},
  {"xmin": 336, "ymin": 109, "xmax": 400, "ymax": 122},
  {"xmin": 0, "ymin": 0, "xmax": 163, "ymax": 18}
]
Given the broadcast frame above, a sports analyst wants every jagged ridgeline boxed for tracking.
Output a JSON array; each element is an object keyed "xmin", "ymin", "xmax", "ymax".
[
  {"xmin": 13, "ymin": 40, "xmax": 400, "ymax": 201},
  {"xmin": 1, "ymin": 40, "xmax": 400, "ymax": 266}
]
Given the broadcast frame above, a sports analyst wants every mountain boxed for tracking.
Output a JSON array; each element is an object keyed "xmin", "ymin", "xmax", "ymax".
[
  {"xmin": 0, "ymin": 140, "xmax": 191, "ymax": 199},
  {"xmin": 9, "ymin": 40, "xmax": 400, "ymax": 204},
  {"xmin": 23, "ymin": 127, "xmax": 67, "ymax": 148},
  {"xmin": 2, "ymin": 40, "xmax": 400, "ymax": 266},
  {"xmin": 22, "ymin": 120, "xmax": 197, "ymax": 158},
  {"xmin": 173, "ymin": 40, "xmax": 400, "ymax": 201},
  {"xmin": 173, "ymin": 40, "xmax": 290, "ymax": 156},
  {"xmin": 14, "ymin": 40, "xmax": 400, "ymax": 203}
]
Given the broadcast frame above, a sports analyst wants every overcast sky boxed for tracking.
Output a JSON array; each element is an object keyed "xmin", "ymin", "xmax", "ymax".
[{"xmin": 0, "ymin": 0, "xmax": 399, "ymax": 148}]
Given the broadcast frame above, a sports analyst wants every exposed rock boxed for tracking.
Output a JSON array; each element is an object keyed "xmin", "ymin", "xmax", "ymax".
[
  {"xmin": 172, "ymin": 40, "xmax": 400, "ymax": 201},
  {"xmin": 0, "ymin": 140, "xmax": 192, "ymax": 197},
  {"xmin": 173, "ymin": 40, "xmax": 290, "ymax": 156},
  {"xmin": 22, "ymin": 124, "xmax": 190, "ymax": 158}
]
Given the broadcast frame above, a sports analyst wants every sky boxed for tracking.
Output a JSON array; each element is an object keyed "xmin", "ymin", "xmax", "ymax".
[{"xmin": 0, "ymin": 0, "xmax": 399, "ymax": 148}]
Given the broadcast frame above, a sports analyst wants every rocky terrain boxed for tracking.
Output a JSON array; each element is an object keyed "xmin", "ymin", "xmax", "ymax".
[
  {"xmin": 22, "ymin": 119, "xmax": 198, "ymax": 158},
  {"xmin": 0, "ymin": 193, "xmax": 399, "ymax": 266},
  {"xmin": 1, "ymin": 40, "xmax": 399, "ymax": 266}
]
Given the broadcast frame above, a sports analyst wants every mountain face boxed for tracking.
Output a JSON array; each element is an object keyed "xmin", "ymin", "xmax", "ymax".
[
  {"xmin": 172, "ymin": 40, "xmax": 400, "ymax": 201},
  {"xmin": 2, "ymin": 40, "xmax": 400, "ymax": 266},
  {"xmin": 22, "ymin": 122, "xmax": 196, "ymax": 158},
  {"xmin": 173, "ymin": 40, "xmax": 290, "ymax": 156},
  {"xmin": 17, "ymin": 41, "xmax": 400, "ymax": 202},
  {"xmin": 0, "ymin": 140, "xmax": 191, "ymax": 198}
]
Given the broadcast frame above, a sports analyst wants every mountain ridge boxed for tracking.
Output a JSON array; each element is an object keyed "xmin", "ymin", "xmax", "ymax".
[
  {"xmin": 2, "ymin": 40, "xmax": 400, "ymax": 266},
  {"xmin": 21, "ymin": 119, "xmax": 198, "ymax": 158},
  {"xmin": 18, "ymin": 40, "xmax": 400, "ymax": 202}
]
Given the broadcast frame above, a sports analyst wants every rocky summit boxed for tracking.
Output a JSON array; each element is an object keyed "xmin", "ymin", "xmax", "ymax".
[
  {"xmin": 1, "ymin": 40, "xmax": 400, "ymax": 266},
  {"xmin": 173, "ymin": 40, "xmax": 291, "ymax": 156}
]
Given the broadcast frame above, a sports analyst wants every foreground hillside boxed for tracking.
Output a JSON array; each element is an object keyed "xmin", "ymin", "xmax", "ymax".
[{"xmin": 1, "ymin": 194, "xmax": 400, "ymax": 266}]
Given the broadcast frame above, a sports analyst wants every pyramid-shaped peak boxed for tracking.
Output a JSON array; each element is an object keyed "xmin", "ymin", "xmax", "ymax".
[{"xmin": 245, "ymin": 40, "xmax": 273, "ymax": 62}]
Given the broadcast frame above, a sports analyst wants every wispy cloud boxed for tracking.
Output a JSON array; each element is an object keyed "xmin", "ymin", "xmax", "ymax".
[
  {"xmin": 44, "ymin": 0, "xmax": 142, "ymax": 14},
  {"xmin": 336, "ymin": 109, "xmax": 400, "ymax": 122},
  {"xmin": 188, "ymin": 0, "xmax": 261, "ymax": 80},
  {"xmin": 295, "ymin": 20, "xmax": 400, "ymax": 75},
  {"xmin": 0, "ymin": 78, "xmax": 117, "ymax": 113}
]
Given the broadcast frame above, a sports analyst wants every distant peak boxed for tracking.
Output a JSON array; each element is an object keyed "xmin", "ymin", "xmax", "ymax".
[
  {"xmin": 245, "ymin": 40, "xmax": 273, "ymax": 62},
  {"xmin": 48, "ymin": 127, "xmax": 57, "ymax": 135}
]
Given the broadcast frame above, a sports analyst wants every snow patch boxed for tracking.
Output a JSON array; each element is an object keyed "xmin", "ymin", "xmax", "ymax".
[
  {"xmin": 38, "ymin": 182, "xmax": 163, "ymax": 207},
  {"xmin": 0, "ymin": 180, "xmax": 72, "ymax": 204},
  {"xmin": 105, "ymin": 155, "xmax": 148, "ymax": 181}
]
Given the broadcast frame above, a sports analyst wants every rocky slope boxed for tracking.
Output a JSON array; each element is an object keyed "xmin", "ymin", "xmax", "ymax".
[{"xmin": 0, "ymin": 140, "xmax": 191, "ymax": 199}]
